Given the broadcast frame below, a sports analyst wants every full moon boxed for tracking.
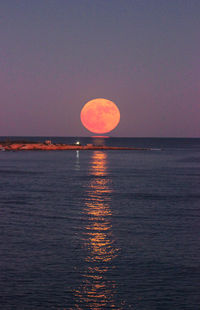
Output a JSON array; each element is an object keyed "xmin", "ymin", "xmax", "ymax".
[{"xmin": 80, "ymin": 98, "xmax": 120, "ymax": 134}]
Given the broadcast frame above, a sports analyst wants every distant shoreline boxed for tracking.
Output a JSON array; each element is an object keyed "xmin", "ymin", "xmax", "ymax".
[{"xmin": 0, "ymin": 141, "xmax": 149, "ymax": 151}]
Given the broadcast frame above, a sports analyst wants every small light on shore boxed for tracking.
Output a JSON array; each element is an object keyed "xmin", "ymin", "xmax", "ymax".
[
  {"xmin": 45, "ymin": 140, "xmax": 52, "ymax": 145},
  {"xmin": 75, "ymin": 141, "xmax": 80, "ymax": 145}
]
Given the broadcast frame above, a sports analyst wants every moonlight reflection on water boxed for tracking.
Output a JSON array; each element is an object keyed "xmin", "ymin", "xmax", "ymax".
[{"xmin": 74, "ymin": 151, "xmax": 120, "ymax": 309}]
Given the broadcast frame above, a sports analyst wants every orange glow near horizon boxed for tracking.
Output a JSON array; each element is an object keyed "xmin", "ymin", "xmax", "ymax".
[{"xmin": 80, "ymin": 98, "xmax": 120, "ymax": 134}]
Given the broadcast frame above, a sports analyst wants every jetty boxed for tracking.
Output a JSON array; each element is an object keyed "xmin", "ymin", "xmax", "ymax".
[{"xmin": 0, "ymin": 140, "xmax": 149, "ymax": 151}]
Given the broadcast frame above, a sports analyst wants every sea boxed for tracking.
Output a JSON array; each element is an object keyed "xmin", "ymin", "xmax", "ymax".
[{"xmin": 0, "ymin": 137, "xmax": 200, "ymax": 310}]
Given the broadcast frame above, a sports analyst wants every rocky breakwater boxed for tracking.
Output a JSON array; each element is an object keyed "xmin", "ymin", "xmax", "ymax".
[{"xmin": 0, "ymin": 141, "xmax": 149, "ymax": 151}]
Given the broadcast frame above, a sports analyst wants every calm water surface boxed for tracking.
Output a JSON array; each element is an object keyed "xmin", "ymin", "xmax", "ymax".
[{"xmin": 0, "ymin": 138, "xmax": 200, "ymax": 309}]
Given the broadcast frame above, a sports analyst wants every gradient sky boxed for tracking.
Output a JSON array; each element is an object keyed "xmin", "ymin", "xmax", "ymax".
[{"xmin": 1, "ymin": 0, "xmax": 199, "ymax": 137}]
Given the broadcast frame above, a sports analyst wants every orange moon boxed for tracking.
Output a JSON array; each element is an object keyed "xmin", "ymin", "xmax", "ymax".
[{"xmin": 80, "ymin": 98, "xmax": 120, "ymax": 134}]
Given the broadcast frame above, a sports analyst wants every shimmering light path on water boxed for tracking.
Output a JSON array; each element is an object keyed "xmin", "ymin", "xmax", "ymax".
[{"xmin": 74, "ymin": 151, "xmax": 120, "ymax": 309}]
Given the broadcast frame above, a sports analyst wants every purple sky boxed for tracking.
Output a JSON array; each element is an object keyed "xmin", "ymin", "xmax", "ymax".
[{"xmin": 1, "ymin": 0, "xmax": 199, "ymax": 137}]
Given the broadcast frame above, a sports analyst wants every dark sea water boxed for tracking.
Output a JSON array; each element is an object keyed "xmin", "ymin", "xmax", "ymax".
[{"xmin": 1, "ymin": 137, "xmax": 200, "ymax": 309}]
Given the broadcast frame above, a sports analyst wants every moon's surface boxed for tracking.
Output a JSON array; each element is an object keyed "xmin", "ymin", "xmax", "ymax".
[{"xmin": 80, "ymin": 98, "xmax": 120, "ymax": 134}]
